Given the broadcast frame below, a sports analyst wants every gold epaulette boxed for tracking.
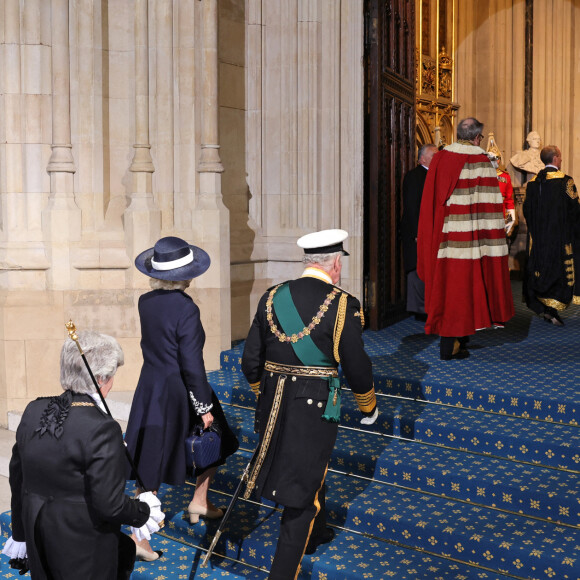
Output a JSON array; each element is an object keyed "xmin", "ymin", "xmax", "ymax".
[
  {"xmin": 333, "ymin": 292, "xmax": 348, "ymax": 363},
  {"xmin": 545, "ymin": 170, "xmax": 566, "ymax": 179},
  {"xmin": 249, "ymin": 381, "xmax": 261, "ymax": 397},
  {"xmin": 353, "ymin": 387, "xmax": 377, "ymax": 414},
  {"xmin": 528, "ymin": 174, "xmax": 537, "ymax": 182}
]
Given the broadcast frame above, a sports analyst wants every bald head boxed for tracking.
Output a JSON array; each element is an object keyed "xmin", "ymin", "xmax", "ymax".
[{"xmin": 457, "ymin": 117, "xmax": 484, "ymax": 144}]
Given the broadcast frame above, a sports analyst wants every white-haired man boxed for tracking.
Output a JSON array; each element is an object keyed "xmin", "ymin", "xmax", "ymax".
[{"xmin": 242, "ymin": 229, "xmax": 377, "ymax": 580}]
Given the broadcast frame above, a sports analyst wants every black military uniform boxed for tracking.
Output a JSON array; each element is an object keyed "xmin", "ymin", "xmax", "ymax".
[
  {"xmin": 523, "ymin": 165, "xmax": 580, "ymax": 323},
  {"xmin": 242, "ymin": 230, "xmax": 376, "ymax": 580}
]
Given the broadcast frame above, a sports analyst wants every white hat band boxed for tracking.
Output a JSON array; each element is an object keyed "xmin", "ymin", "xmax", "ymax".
[{"xmin": 151, "ymin": 249, "xmax": 194, "ymax": 271}]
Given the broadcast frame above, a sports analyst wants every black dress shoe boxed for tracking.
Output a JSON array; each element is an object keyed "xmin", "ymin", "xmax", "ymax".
[
  {"xmin": 305, "ymin": 527, "xmax": 335, "ymax": 555},
  {"xmin": 440, "ymin": 349, "xmax": 470, "ymax": 361},
  {"xmin": 541, "ymin": 312, "xmax": 564, "ymax": 326}
]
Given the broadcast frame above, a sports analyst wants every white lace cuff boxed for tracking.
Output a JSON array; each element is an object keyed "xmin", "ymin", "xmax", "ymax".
[
  {"xmin": 189, "ymin": 391, "xmax": 213, "ymax": 415},
  {"xmin": 2, "ymin": 537, "xmax": 27, "ymax": 559},
  {"xmin": 131, "ymin": 492, "xmax": 164, "ymax": 541}
]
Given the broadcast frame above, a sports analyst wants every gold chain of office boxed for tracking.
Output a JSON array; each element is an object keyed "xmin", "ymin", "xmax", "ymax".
[{"xmin": 266, "ymin": 284, "xmax": 340, "ymax": 343}]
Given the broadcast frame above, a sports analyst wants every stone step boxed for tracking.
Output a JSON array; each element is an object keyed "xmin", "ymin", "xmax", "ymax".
[
  {"xmin": 123, "ymin": 456, "xmax": 572, "ymax": 580},
  {"xmin": 219, "ymin": 319, "xmax": 580, "ymax": 425},
  {"xmin": 216, "ymin": 420, "xmax": 580, "ymax": 528}
]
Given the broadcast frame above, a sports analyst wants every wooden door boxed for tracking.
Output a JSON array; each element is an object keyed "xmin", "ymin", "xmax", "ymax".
[{"xmin": 364, "ymin": 0, "xmax": 416, "ymax": 329}]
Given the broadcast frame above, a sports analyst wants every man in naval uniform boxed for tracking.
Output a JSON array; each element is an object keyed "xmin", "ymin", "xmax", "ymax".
[
  {"xmin": 241, "ymin": 229, "xmax": 378, "ymax": 580},
  {"xmin": 523, "ymin": 145, "xmax": 580, "ymax": 325}
]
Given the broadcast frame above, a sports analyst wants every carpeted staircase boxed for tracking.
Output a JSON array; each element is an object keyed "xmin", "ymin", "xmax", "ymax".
[{"xmin": 0, "ymin": 286, "xmax": 578, "ymax": 579}]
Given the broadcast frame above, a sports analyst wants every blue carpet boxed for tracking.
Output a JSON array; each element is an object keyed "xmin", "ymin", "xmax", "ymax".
[{"xmin": 0, "ymin": 281, "xmax": 578, "ymax": 579}]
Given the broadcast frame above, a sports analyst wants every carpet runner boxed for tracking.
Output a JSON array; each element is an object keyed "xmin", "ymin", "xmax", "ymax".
[{"xmin": 0, "ymin": 282, "xmax": 578, "ymax": 579}]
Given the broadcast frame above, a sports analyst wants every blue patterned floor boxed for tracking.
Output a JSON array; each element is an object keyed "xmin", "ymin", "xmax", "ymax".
[
  {"xmin": 0, "ymin": 281, "xmax": 578, "ymax": 579},
  {"xmin": 220, "ymin": 282, "xmax": 579, "ymax": 425}
]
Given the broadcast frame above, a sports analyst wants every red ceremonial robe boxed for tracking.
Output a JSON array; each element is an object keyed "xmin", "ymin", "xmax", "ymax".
[{"xmin": 417, "ymin": 142, "xmax": 514, "ymax": 337}]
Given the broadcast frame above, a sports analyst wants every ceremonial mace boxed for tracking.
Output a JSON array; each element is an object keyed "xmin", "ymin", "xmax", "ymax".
[
  {"xmin": 65, "ymin": 319, "xmax": 148, "ymax": 492},
  {"xmin": 201, "ymin": 446, "xmax": 260, "ymax": 567}
]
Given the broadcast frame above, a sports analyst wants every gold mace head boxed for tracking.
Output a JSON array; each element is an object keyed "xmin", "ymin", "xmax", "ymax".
[{"xmin": 65, "ymin": 319, "xmax": 79, "ymax": 342}]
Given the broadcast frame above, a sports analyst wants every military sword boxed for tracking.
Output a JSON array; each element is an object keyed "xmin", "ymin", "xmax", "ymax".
[{"xmin": 201, "ymin": 445, "xmax": 260, "ymax": 567}]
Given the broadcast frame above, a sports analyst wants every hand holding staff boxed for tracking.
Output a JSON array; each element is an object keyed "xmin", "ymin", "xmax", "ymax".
[{"xmin": 65, "ymin": 320, "xmax": 148, "ymax": 492}]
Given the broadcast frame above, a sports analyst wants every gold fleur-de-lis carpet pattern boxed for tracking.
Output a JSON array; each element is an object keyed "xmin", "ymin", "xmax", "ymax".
[{"xmin": 0, "ymin": 283, "xmax": 578, "ymax": 578}]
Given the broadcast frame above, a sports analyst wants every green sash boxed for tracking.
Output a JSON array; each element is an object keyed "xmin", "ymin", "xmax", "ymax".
[{"xmin": 273, "ymin": 283, "xmax": 341, "ymax": 422}]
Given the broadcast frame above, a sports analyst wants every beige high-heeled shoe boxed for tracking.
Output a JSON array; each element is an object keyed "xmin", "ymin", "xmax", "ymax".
[
  {"xmin": 187, "ymin": 503, "xmax": 224, "ymax": 524},
  {"xmin": 135, "ymin": 544, "xmax": 163, "ymax": 562}
]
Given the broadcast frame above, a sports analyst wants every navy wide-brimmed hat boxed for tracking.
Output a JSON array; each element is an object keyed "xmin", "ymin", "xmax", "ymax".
[{"xmin": 135, "ymin": 236, "xmax": 211, "ymax": 281}]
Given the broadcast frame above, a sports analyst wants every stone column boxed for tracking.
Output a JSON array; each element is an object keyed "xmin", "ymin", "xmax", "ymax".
[
  {"xmin": 42, "ymin": 0, "xmax": 81, "ymax": 290},
  {"xmin": 124, "ymin": 0, "xmax": 161, "ymax": 279},
  {"xmin": 194, "ymin": 0, "xmax": 231, "ymax": 367},
  {"xmin": 0, "ymin": 0, "xmax": 50, "ymax": 280},
  {"xmin": 153, "ymin": 0, "xmax": 174, "ymax": 232},
  {"xmin": 339, "ymin": 0, "xmax": 364, "ymax": 299},
  {"xmin": 1, "ymin": 0, "xmax": 26, "ymax": 269},
  {"xmin": 524, "ymin": 0, "xmax": 533, "ymax": 141}
]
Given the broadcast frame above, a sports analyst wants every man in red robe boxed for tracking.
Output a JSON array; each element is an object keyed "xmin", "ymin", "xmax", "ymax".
[{"xmin": 417, "ymin": 117, "xmax": 514, "ymax": 360}]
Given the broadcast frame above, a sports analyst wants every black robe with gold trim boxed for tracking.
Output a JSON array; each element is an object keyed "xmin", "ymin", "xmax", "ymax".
[
  {"xmin": 241, "ymin": 275, "xmax": 375, "ymax": 509},
  {"xmin": 523, "ymin": 166, "xmax": 580, "ymax": 312}
]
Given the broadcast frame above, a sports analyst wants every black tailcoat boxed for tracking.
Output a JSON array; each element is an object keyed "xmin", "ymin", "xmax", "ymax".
[
  {"xmin": 242, "ymin": 275, "xmax": 374, "ymax": 509},
  {"xmin": 523, "ymin": 167, "xmax": 580, "ymax": 311},
  {"xmin": 9, "ymin": 393, "xmax": 150, "ymax": 580},
  {"xmin": 401, "ymin": 164, "xmax": 428, "ymax": 273},
  {"xmin": 125, "ymin": 289, "xmax": 238, "ymax": 489}
]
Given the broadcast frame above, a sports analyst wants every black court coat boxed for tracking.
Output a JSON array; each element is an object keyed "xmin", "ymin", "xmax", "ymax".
[
  {"xmin": 125, "ymin": 289, "xmax": 238, "ymax": 490},
  {"xmin": 9, "ymin": 393, "xmax": 150, "ymax": 580},
  {"xmin": 523, "ymin": 166, "xmax": 580, "ymax": 311},
  {"xmin": 401, "ymin": 164, "xmax": 428, "ymax": 273},
  {"xmin": 242, "ymin": 276, "xmax": 374, "ymax": 509}
]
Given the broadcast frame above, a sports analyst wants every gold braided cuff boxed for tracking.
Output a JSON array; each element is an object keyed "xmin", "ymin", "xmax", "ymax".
[
  {"xmin": 249, "ymin": 381, "xmax": 261, "ymax": 396},
  {"xmin": 353, "ymin": 387, "xmax": 377, "ymax": 414}
]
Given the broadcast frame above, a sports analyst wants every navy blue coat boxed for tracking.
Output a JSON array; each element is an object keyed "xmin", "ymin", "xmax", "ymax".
[{"xmin": 125, "ymin": 289, "xmax": 237, "ymax": 490}]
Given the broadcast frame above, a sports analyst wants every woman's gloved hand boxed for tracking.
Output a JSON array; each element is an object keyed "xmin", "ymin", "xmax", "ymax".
[{"xmin": 130, "ymin": 491, "xmax": 165, "ymax": 541}]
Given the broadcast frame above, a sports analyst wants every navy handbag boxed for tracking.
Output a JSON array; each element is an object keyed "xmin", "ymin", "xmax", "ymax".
[{"xmin": 185, "ymin": 424, "xmax": 222, "ymax": 470}]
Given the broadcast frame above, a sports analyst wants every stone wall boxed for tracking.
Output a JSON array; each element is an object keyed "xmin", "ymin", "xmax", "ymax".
[
  {"xmin": 0, "ymin": 0, "xmax": 365, "ymax": 424},
  {"xmin": 456, "ymin": 0, "xmax": 580, "ymax": 186},
  {"xmin": 0, "ymin": 0, "xmax": 233, "ymax": 422},
  {"xmin": 232, "ymin": 0, "xmax": 365, "ymax": 340}
]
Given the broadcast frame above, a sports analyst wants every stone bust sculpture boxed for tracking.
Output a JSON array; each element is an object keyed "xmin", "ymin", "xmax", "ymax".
[{"xmin": 510, "ymin": 131, "xmax": 544, "ymax": 175}]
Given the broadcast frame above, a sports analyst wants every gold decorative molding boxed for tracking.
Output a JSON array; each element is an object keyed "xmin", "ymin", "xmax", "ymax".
[{"xmin": 415, "ymin": 0, "xmax": 459, "ymax": 148}]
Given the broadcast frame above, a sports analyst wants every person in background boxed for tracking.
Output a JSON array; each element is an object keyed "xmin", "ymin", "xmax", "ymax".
[
  {"xmin": 401, "ymin": 143, "xmax": 437, "ymax": 320},
  {"xmin": 486, "ymin": 134, "xmax": 517, "ymax": 239},
  {"xmin": 417, "ymin": 117, "xmax": 514, "ymax": 360},
  {"xmin": 523, "ymin": 145, "xmax": 580, "ymax": 325}
]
